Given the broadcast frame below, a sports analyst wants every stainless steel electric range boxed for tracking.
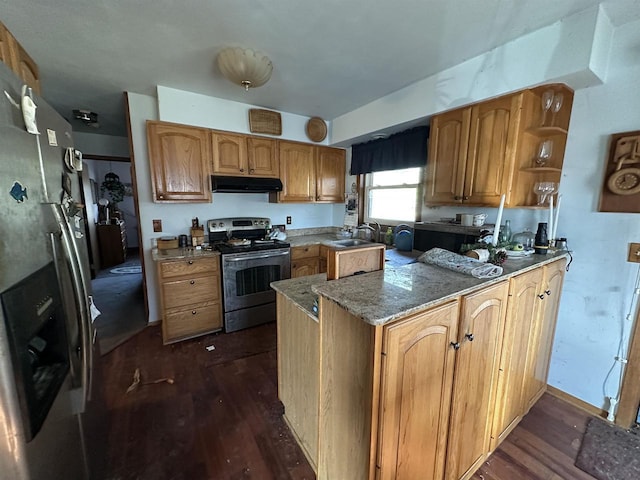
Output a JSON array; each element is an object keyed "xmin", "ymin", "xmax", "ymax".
[{"xmin": 208, "ymin": 217, "xmax": 290, "ymax": 332}]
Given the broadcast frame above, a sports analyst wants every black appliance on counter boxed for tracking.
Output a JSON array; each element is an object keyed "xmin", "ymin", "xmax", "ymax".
[
  {"xmin": 208, "ymin": 217, "xmax": 290, "ymax": 332},
  {"xmin": 413, "ymin": 221, "xmax": 493, "ymax": 253}
]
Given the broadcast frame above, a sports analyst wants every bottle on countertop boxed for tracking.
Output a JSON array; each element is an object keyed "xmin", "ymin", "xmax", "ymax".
[
  {"xmin": 534, "ymin": 222, "xmax": 549, "ymax": 254},
  {"xmin": 499, "ymin": 219, "xmax": 512, "ymax": 243},
  {"xmin": 385, "ymin": 227, "xmax": 393, "ymax": 246}
]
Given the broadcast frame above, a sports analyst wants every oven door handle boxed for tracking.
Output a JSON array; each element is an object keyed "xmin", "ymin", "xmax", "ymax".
[{"xmin": 224, "ymin": 250, "xmax": 290, "ymax": 262}]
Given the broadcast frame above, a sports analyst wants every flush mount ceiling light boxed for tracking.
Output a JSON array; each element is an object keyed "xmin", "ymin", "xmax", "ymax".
[
  {"xmin": 72, "ymin": 109, "xmax": 99, "ymax": 128},
  {"xmin": 217, "ymin": 47, "xmax": 273, "ymax": 91}
]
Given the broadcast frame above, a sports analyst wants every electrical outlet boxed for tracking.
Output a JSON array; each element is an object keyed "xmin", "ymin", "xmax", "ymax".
[
  {"xmin": 286, "ymin": 216, "xmax": 292, "ymax": 225},
  {"xmin": 628, "ymin": 243, "xmax": 640, "ymax": 263},
  {"xmin": 153, "ymin": 219, "xmax": 162, "ymax": 232}
]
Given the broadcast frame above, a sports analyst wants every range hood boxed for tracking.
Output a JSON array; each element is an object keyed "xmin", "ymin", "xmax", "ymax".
[{"xmin": 211, "ymin": 176, "xmax": 283, "ymax": 193}]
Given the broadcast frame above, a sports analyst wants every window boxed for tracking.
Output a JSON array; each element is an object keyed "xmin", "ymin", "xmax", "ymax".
[{"xmin": 364, "ymin": 167, "xmax": 423, "ymax": 224}]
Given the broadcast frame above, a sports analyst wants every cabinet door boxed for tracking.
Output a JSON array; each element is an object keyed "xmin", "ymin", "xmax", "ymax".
[
  {"xmin": 291, "ymin": 257, "xmax": 319, "ymax": 278},
  {"xmin": 13, "ymin": 42, "xmax": 40, "ymax": 95},
  {"xmin": 378, "ymin": 302, "xmax": 459, "ymax": 480},
  {"xmin": 463, "ymin": 94, "xmax": 522, "ymax": 206},
  {"xmin": 316, "ymin": 147, "xmax": 346, "ymax": 203},
  {"xmin": 523, "ymin": 258, "xmax": 566, "ymax": 411},
  {"xmin": 278, "ymin": 141, "xmax": 316, "ymax": 202},
  {"xmin": 247, "ymin": 137, "xmax": 279, "ymax": 178},
  {"xmin": 211, "ymin": 132, "xmax": 247, "ymax": 176},
  {"xmin": 490, "ymin": 267, "xmax": 543, "ymax": 449},
  {"xmin": 0, "ymin": 22, "xmax": 13, "ymax": 68},
  {"xmin": 147, "ymin": 121, "xmax": 212, "ymax": 202},
  {"xmin": 446, "ymin": 282, "xmax": 508, "ymax": 480},
  {"xmin": 425, "ymin": 107, "xmax": 470, "ymax": 205}
]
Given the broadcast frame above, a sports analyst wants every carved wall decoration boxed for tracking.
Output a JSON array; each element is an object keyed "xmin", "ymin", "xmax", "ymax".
[{"xmin": 598, "ymin": 130, "xmax": 640, "ymax": 213}]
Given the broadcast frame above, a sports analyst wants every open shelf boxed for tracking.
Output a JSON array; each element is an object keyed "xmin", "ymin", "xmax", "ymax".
[
  {"xmin": 526, "ymin": 126, "xmax": 568, "ymax": 136},
  {"xmin": 521, "ymin": 166, "xmax": 562, "ymax": 173}
]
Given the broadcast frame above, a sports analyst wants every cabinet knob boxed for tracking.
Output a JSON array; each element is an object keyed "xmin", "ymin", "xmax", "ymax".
[
  {"xmin": 249, "ymin": 169, "xmax": 255, "ymax": 173},
  {"xmin": 538, "ymin": 294, "xmax": 545, "ymax": 300},
  {"xmin": 454, "ymin": 195, "xmax": 461, "ymax": 200},
  {"xmin": 192, "ymin": 310, "xmax": 197, "ymax": 315},
  {"xmin": 450, "ymin": 342, "xmax": 461, "ymax": 350},
  {"xmin": 463, "ymin": 196, "xmax": 470, "ymax": 200},
  {"xmin": 190, "ymin": 280, "xmax": 195, "ymax": 285},
  {"xmin": 545, "ymin": 289, "xmax": 552, "ymax": 296},
  {"xmin": 158, "ymin": 194, "xmax": 164, "ymax": 199},
  {"xmin": 240, "ymin": 168, "xmax": 245, "ymax": 172},
  {"xmin": 188, "ymin": 260, "xmax": 193, "ymax": 265},
  {"xmin": 465, "ymin": 333, "xmax": 475, "ymax": 342}
]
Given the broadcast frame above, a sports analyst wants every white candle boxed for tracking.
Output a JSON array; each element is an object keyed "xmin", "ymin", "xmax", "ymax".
[
  {"xmin": 492, "ymin": 194, "xmax": 506, "ymax": 246},
  {"xmin": 548, "ymin": 195, "xmax": 554, "ymax": 243},
  {"xmin": 553, "ymin": 193, "xmax": 562, "ymax": 240}
]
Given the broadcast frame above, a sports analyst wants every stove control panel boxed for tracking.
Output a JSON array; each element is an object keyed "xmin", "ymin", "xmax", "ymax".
[{"xmin": 207, "ymin": 217, "xmax": 271, "ymax": 233}]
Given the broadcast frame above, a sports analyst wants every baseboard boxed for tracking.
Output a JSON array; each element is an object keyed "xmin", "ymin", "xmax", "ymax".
[
  {"xmin": 148, "ymin": 319, "xmax": 161, "ymax": 326},
  {"xmin": 546, "ymin": 385, "xmax": 607, "ymax": 418}
]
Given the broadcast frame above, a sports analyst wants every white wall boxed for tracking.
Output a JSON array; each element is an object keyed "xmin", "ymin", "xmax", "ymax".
[
  {"xmin": 333, "ymin": 6, "xmax": 639, "ymax": 413},
  {"xmin": 73, "ymin": 131, "xmax": 130, "ymax": 157}
]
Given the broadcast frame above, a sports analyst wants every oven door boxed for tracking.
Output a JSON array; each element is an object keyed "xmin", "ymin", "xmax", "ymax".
[{"xmin": 221, "ymin": 249, "xmax": 291, "ymax": 312}]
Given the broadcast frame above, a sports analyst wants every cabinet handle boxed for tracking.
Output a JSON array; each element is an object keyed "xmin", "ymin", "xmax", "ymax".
[
  {"xmin": 538, "ymin": 294, "xmax": 545, "ymax": 300},
  {"xmin": 190, "ymin": 280, "xmax": 195, "ymax": 285},
  {"xmin": 454, "ymin": 195, "xmax": 461, "ymax": 200},
  {"xmin": 192, "ymin": 310, "xmax": 197, "ymax": 315},
  {"xmin": 545, "ymin": 290, "xmax": 552, "ymax": 296},
  {"xmin": 465, "ymin": 333, "xmax": 475, "ymax": 342},
  {"xmin": 249, "ymin": 169, "xmax": 255, "ymax": 173},
  {"xmin": 463, "ymin": 196, "xmax": 469, "ymax": 200},
  {"xmin": 240, "ymin": 168, "xmax": 245, "ymax": 172},
  {"xmin": 158, "ymin": 194, "xmax": 164, "ymax": 199},
  {"xmin": 450, "ymin": 342, "xmax": 461, "ymax": 350},
  {"xmin": 188, "ymin": 260, "xmax": 193, "ymax": 265}
]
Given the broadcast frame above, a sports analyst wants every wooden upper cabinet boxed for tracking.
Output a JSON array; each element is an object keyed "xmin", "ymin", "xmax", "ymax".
[
  {"xmin": 464, "ymin": 94, "xmax": 522, "ymax": 205},
  {"xmin": 378, "ymin": 302, "xmax": 459, "ymax": 480},
  {"xmin": 211, "ymin": 132, "xmax": 278, "ymax": 178},
  {"xmin": 211, "ymin": 132, "xmax": 247, "ymax": 175},
  {"xmin": 425, "ymin": 108, "xmax": 471, "ymax": 204},
  {"xmin": 446, "ymin": 281, "xmax": 508, "ymax": 480},
  {"xmin": 277, "ymin": 141, "xmax": 317, "ymax": 203},
  {"xmin": 0, "ymin": 21, "xmax": 41, "ymax": 95},
  {"xmin": 316, "ymin": 146, "xmax": 346, "ymax": 203},
  {"xmin": 146, "ymin": 121, "xmax": 212, "ymax": 202},
  {"xmin": 247, "ymin": 137, "xmax": 279, "ymax": 178}
]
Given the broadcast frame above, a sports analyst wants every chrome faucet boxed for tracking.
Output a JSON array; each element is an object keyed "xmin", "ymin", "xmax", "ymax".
[{"xmin": 356, "ymin": 222, "xmax": 381, "ymax": 242}]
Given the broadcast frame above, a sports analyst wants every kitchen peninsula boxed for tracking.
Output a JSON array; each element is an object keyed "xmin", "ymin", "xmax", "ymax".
[{"xmin": 272, "ymin": 252, "xmax": 568, "ymax": 480}]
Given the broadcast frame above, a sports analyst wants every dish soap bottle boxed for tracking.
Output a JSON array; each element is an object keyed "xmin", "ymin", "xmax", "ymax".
[{"xmin": 385, "ymin": 227, "xmax": 393, "ymax": 246}]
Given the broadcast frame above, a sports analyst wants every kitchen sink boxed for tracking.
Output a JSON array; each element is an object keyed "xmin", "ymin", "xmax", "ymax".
[{"xmin": 327, "ymin": 239, "xmax": 375, "ymax": 248}]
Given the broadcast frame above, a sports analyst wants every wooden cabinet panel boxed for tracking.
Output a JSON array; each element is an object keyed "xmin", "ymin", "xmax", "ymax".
[
  {"xmin": 211, "ymin": 132, "xmax": 247, "ymax": 175},
  {"xmin": 378, "ymin": 302, "xmax": 459, "ymax": 480},
  {"xmin": 291, "ymin": 257, "xmax": 320, "ymax": 278},
  {"xmin": 291, "ymin": 245, "xmax": 320, "ymax": 260},
  {"xmin": 523, "ymin": 258, "xmax": 566, "ymax": 411},
  {"xmin": 159, "ymin": 256, "xmax": 218, "ymax": 278},
  {"xmin": 161, "ymin": 274, "xmax": 220, "ymax": 310},
  {"xmin": 0, "ymin": 22, "xmax": 14, "ymax": 69},
  {"xmin": 247, "ymin": 137, "xmax": 279, "ymax": 177},
  {"xmin": 491, "ymin": 267, "xmax": 543, "ymax": 449},
  {"xmin": 0, "ymin": 21, "xmax": 41, "ymax": 95},
  {"xmin": 316, "ymin": 147, "xmax": 346, "ymax": 203},
  {"xmin": 278, "ymin": 141, "xmax": 316, "ymax": 202},
  {"xmin": 147, "ymin": 121, "xmax": 212, "ymax": 202},
  {"xmin": 425, "ymin": 108, "xmax": 470, "ymax": 204},
  {"xmin": 163, "ymin": 304, "xmax": 222, "ymax": 341},
  {"xmin": 319, "ymin": 245, "xmax": 328, "ymax": 274},
  {"xmin": 464, "ymin": 94, "xmax": 522, "ymax": 205},
  {"xmin": 97, "ymin": 221, "xmax": 127, "ymax": 268},
  {"xmin": 446, "ymin": 281, "xmax": 508, "ymax": 480}
]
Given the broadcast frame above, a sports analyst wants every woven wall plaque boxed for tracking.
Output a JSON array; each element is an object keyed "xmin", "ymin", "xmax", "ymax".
[
  {"xmin": 306, "ymin": 117, "xmax": 327, "ymax": 142},
  {"xmin": 249, "ymin": 109, "xmax": 282, "ymax": 136}
]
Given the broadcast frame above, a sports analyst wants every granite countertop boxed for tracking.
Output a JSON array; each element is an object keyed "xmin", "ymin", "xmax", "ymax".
[
  {"xmin": 151, "ymin": 248, "xmax": 220, "ymax": 262},
  {"xmin": 287, "ymin": 233, "xmax": 340, "ymax": 247},
  {"xmin": 271, "ymin": 252, "xmax": 568, "ymax": 327}
]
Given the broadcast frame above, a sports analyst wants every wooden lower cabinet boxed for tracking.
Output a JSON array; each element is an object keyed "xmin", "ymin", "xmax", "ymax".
[
  {"xmin": 278, "ymin": 258, "xmax": 566, "ymax": 480},
  {"xmin": 291, "ymin": 245, "xmax": 322, "ymax": 278},
  {"xmin": 378, "ymin": 302, "xmax": 459, "ymax": 480},
  {"xmin": 157, "ymin": 256, "xmax": 223, "ymax": 344}
]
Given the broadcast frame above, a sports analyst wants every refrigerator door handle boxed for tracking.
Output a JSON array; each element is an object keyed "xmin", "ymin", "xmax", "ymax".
[{"xmin": 51, "ymin": 204, "xmax": 93, "ymax": 408}]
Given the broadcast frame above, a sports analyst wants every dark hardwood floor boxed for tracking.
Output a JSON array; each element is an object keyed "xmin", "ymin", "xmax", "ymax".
[{"xmin": 101, "ymin": 322, "xmax": 597, "ymax": 480}]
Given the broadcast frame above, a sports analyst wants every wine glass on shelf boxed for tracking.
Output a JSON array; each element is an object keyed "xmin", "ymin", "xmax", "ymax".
[
  {"xmin": 535, "ymin": 139, "xmax": 553, "ymax": 167},
  {"xmin": 540, "ymin": 90, "xmax": 554, "ymax": 126},
  {"xmin": 551, "ymin": 92, "xmax": 564, "ymax": 126},
  {"xmin": 533, "ymin": 181, "xmax": 557, "ymax": 205}
]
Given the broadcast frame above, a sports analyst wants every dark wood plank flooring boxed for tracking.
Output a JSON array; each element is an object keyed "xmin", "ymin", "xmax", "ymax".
[{"xmin": 101, "ymin": 322, "xmax": 596, "ymax": 480}]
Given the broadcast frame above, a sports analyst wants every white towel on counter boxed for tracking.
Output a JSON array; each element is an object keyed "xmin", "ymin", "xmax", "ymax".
[{"xmin": 417, "ymin": 248, "xmax": 503, "ymax": 279}]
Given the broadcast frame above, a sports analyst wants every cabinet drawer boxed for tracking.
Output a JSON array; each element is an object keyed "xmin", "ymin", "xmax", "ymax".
[
  {"xmin": 162, "ymin": 274, "xmax": 220, "ymax": 309},
  {"xmin": 291, "ymin": 245, "xmax": 320, "ymax": 259},
  {"xmin": 159, "ymin": 256, "xmax": 219, "ymax": 278},
  {"xmin": 164, "ymin": 303, "xmax": 222, "ymax": 343}
]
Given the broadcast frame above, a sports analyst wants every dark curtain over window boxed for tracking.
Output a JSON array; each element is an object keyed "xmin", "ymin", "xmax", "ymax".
[{"xmin": 350, "ymin": 125, "xmax": 429, "ymax": 175}]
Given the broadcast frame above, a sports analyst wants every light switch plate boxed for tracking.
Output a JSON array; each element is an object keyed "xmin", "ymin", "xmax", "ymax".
[{"xmin": 628, "ymin": 243, "xmax": 640, "ymax": 263}]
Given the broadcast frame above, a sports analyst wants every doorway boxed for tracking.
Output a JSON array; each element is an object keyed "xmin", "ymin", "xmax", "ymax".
[{"xmin": 81, "ymin": 155, "xmax": 147, "ymax": 354}]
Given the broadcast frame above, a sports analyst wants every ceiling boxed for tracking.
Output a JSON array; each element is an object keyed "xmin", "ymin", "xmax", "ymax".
[{"xmin": 1, "ymin": 0, "xmax": 638, "ymax": 138}]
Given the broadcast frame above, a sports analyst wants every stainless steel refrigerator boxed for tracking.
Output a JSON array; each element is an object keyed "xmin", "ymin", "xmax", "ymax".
[{"xmin": 0, "ymin": 62, "xmax": 105, "ymax": 479}]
